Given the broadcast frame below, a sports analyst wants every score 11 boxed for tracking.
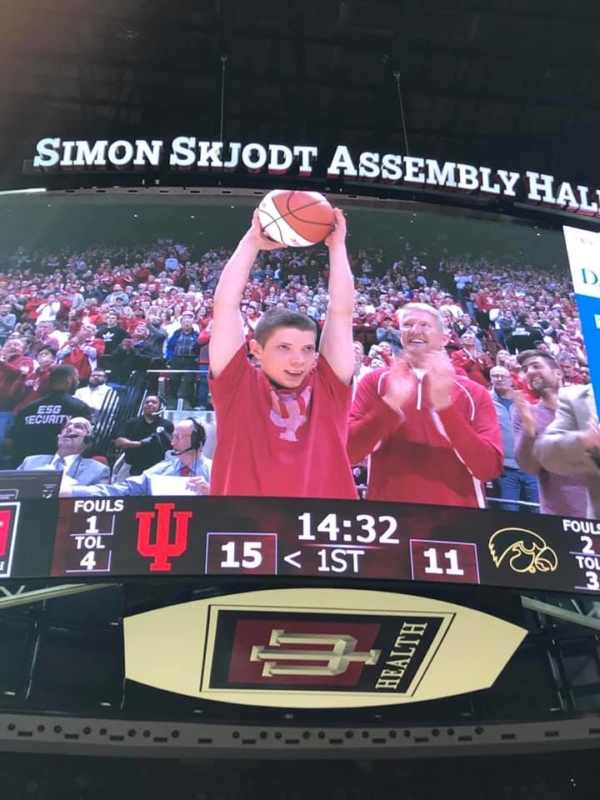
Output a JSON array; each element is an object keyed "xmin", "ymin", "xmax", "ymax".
[{"xmin": 409, "ymin": 539, "xmax": 480, "ymax": 585}]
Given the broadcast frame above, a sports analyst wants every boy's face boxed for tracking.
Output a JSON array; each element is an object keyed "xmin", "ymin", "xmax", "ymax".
[{"xmin": 250, "ymin": 327, "xmax": 317, "ymax": 389}]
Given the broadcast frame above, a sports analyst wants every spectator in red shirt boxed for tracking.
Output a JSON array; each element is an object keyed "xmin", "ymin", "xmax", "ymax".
[
  {"xmin": 0, "ymin": 338, "xmax": 35, "ymax": 457},
  {"xmin": 13, "ymin": 345, "xmax": 57, "ymax": 414},
  {"xmin": 57, "ymin": 323, "xmax": 105, "ymax": 385},
  {"xmin": 451, "ymin": 331, "xmax": 493, "ymax": 387}
]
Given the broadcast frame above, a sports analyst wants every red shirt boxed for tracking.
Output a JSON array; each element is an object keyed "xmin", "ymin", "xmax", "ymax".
[
  {"xmin": 0, "ymin": 357, "xmax": 35, "ymax": 410},
  {"xmin": 450, "ymin": 349, "xmax": 493, "ymax": 387},
  {"xmin": 13, "ymin": 366, "xmax": 54, "ymax": 414},
  {"xmin": 209, "ymin": 345, "xmax": 358, "ymax": 499},
  {"xmin": 348, "ymin": 369, "xmax": 503, "ymax": 507}
]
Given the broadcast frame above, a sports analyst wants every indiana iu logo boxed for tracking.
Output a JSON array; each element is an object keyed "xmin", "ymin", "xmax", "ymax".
[
  {"xmin": 250, "ymin": 630, "xmax": 381, "ymax": 677},
  {"xmin": 269, "ymin": 386, "xmax": 312, "ymax": 442},
  {"xmin": 136, "ymin": 503, "xmax": 193, "ymax": 572}
]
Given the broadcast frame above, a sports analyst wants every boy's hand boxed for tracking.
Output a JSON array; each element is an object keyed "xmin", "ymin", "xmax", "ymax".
[
  {"xmin": 243, "ymin": 211, "xmax": 287, "ymax": 251},
  {"xmin": 325, "ymin": 208, "xmax": 346, "ymax": 249}
]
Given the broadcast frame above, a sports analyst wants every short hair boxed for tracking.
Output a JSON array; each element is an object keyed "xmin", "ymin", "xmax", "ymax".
[
  {"xmin": 37, "ymin": 345, "xmax": 57, "ymax": 357},
  {"xmin": 49, "ymin": 364, "xmax": 78, "ymax": 388},
  {"xmin": 397, "ymin": 303, "xmax": 445, "ymax": 334},
  {"xmin": 517, "ymin": 349, "xmax": 559, "ymax": 371},
  {"xmin": 253, "ymin": 308, "xmax": 317, "ymax": 347}
]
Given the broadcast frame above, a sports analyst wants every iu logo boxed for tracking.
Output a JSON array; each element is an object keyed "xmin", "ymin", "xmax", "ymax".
[
  {"xmin": 250, "ymin": 630, "xmax": 381, "ymax": 677},
  {"xmin": 0, "ymin": 505, "xmax": 18, "ymax": 579},
  {"xmin": 136, "ymin": 503, "xmax": 193, "ymax": 572}
]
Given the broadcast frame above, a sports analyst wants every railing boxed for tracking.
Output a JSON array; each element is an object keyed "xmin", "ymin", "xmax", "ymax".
[{"xmin": 92, "ymin": 371, "xmax": 149, "ymax": 459}]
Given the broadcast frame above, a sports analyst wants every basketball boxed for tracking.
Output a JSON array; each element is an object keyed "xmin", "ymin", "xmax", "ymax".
[{"xmin": 257, "ymin": 190, "xmax": 336, "ymax": 247}]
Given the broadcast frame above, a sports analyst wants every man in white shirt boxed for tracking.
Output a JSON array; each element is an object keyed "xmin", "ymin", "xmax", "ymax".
[
  {"xmin": 74, "ymin": 369, "xmax": 118, "ymax": 422},
  {"xmin": 35, "ymin": 293, "xmax": 61, "ymax": 326}
]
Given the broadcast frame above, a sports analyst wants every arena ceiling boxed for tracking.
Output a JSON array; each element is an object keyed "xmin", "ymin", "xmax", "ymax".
[{"xmin": 1, "ymin": 0, "xmax": 599, "ymax": 188}]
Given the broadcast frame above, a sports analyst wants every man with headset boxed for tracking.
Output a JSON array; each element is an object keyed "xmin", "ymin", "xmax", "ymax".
[
  {"xmin": 64, "ymin": 418, "xmax": 211, "ymax": 497},
  {"xmin": 114, "ymin": 395, "xmax": 174, "ymax": 476},
  {"xmin": 16, "ymin": 417, "xmax": 110, "ymax": 486}
]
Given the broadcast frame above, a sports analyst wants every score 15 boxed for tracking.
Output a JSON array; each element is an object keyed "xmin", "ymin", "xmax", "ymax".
[
  {"xmin": 410, "ymin": 539, "xmax": 480, "ymax": 585},
  {"xmin": 205, "ymin": 532, "xmax": 278, "ymax": 576}
]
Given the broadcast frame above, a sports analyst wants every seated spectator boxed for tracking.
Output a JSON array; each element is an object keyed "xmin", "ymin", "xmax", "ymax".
[
  {"xmin": 74, "ymin": 368, "xmax": 118, "ymax": 422},
  {"xmin": 17, "ymin": 416, "xmax": 109, "ymax": 486},
  {"xmin": 114, "ymin": 395, "xmax": 174, "ymax": 476}
]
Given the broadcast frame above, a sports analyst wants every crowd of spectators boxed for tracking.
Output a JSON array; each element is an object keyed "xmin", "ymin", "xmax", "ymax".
[{"xmin": 0, "ymin": 229, "xmax": 591, "ymax": 510}]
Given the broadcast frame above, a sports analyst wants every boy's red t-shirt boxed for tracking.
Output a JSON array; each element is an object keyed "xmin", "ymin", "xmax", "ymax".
[{"xmin": 209, "ymin": 345, "xmax": 358, "ymax": 499}]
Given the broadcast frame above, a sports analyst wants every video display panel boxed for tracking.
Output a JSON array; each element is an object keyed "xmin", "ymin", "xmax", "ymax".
[{"xmin": 0, "ymin": 190, "xmax": 592, "ymax": 523}]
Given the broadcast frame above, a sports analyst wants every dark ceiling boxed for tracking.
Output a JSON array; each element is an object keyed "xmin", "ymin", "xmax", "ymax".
[{"xmin": 2, "ymin": 0, "xmax": 600, "ymax": 188}]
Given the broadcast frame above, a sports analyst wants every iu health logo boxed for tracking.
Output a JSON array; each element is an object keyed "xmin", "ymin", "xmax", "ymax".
[
  {"xmin": 207, "ymin": 609, "xmax": 448, "ymax": 694},
  {"xmin": 250, "ymin": 631, "xmax": 381, "ymax": 677}
]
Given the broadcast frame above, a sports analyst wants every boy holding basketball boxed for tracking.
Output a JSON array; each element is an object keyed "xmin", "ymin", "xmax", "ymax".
[{"xmin": 209, "ymin": 204, "xmax": 358, "ymax": 499}]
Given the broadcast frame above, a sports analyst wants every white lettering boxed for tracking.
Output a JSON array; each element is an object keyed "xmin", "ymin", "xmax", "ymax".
[
  {"xmin": 72, "ymin": 140, "xmax": 109, "ymax": 167},
  {"xmin": 404, "ymin": 156, "xmax": 425, "ymax": 184},
  {"xmin": 223, "ymin": 142, "xmax": 242, "ymax": 169},
  {"xmin": 60, "ymin": 141, "xmax": 77, "ymax": 167},
  {"xmin": 456, "ymin": 163, "xmax": 479, "ymax": 190},
  {"xmin": 425, "ymin": 160, "xmax": 457, "ymax": 188},
  {"xmin": 327, "ymin": 145, "xmax": 357, "ymax": 178},
  {"xmin": 555, "ymin": 181, "xmax": 579, "ymax": 210},
  {"xmin": 107, "ymin": 140, "xmax": 135, "ymax": 167},
  {"xmin": 268, "ymin": 144, "xmax": 293, "ymax": 175},
  {"xmin": 576, "ymin": 185, "xmax": 599, "ymax": 215},
  {"xmin": 242, "ymin": 143, "xmax": 267, "ymax": 171},
  {"xmin": 358, "ymin": 151, "xmax": 380, "ymax": 178},
  {"xmin": 496, "ymin": 170, "xmax": 521, "ymax": 197},
  {"xmin": 293, "ymin": 145, "xmax": 318, "ymax": 176},
  {"xmin": 132, "ymin": 139, "xmax": 163, "ymax": 167},
  {"xmin": 33, "ymin": 137, "xmax": 61, "ymax": 169},
  {"xmin": 479, "ymin": 166, "xmax": 501, "ymax": 195},
  {"xmin": 381, "ymin": 153, "xmax": 403, "ymax": 181},
  {"xmin": 169, "ymin": 136, "xmax": 196, "ymax": 167},
  {"xmin": 525, "ymin": 171, "xmax": 556, "ymax": 203},
  {"xmin": 197, "ymin": 141, "xmax": 224, "ymax": 168}
]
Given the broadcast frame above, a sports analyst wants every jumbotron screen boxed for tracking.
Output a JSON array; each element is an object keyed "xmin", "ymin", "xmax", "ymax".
[{"xmin": 0, "ymin": 189, "xmax": 597, "ymax": 595}]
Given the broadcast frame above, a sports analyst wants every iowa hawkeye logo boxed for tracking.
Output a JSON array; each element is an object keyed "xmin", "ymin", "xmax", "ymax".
[{"xmin": 488, "ymin": 527, "xmax": 558, "ymax": 574}]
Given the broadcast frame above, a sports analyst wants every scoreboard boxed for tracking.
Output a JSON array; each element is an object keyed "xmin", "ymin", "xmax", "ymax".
[{"xmin": 2, "ymin": 495, "xmax": 600, "ymax": 594}]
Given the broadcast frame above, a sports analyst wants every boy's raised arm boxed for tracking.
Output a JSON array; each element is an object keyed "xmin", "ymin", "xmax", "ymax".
[
  {"xmin": 210, "ymin": 211, "xmax": 284, "ymax": 378},
  {"xmin": 319, "ymin": 209, "xmax": 355, "ymax": 384}
]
